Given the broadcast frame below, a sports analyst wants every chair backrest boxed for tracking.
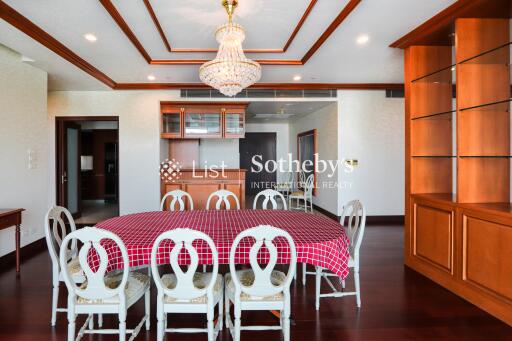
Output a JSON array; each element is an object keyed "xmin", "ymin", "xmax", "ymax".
[
  {"xmin": 253, "ymin": 189, "xmax": 287, "ymax": 210},
  {"xmin": 206, "ymin": 189, "xmax": 240, "ymax": 210},
  {"xmin": 60, "ymin": 227, "xmax": 130, "ymax": 302},
  {"xmin": 151, "ymin": 228, "xmax": 219, "ymax": 301},
  {"xmin": 160, "ymin": 189, "xmax": 194, "ymax": 211},
  {"xmin": 340, "ymin": 200, "xmax": 366, "ymax": 261},
  {"xmin": 229, "ymin": 225, "xmax": 296, "ymax": 298},
  {"xmin": 298, "ymin": 171, "xmax": 306, "ymax": 189},
  {"xmin": 45, "ymin": 206, "xmax": 78, "ymax": 270},
  {"xmin": 304, "ymin": 174, "xmax": 315, "ymax": 196}
]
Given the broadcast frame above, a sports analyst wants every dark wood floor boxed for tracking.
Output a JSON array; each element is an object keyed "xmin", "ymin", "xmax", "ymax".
[{"xmin": 1, "ymin": 225, "xmax": 511, "ymax": 340}]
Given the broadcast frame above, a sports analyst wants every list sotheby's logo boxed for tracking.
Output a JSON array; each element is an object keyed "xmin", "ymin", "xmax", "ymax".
[{"xmin": 160, "ymin": 159, "xmax": 183, "ymax": 183}]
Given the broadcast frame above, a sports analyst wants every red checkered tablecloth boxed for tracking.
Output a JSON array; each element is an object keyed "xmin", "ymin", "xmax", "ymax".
[{"xmin": 95, "ymin": 210, "xmax": 351, "ymax": 279}]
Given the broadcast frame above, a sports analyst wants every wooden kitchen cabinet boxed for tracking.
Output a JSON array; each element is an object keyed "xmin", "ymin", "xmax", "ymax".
[
  {"xmin": 161, "ymin": 169, "xmax": 246, "ymax": 210},
  {"xmin": 160, "ymin": 102, "xmax": 247, "ymax": 139}
]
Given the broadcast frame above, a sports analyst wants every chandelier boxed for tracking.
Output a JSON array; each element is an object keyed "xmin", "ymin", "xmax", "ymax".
[{"xmin": 199, "ymin": 0, "xmax": 262, "ymax": 97}]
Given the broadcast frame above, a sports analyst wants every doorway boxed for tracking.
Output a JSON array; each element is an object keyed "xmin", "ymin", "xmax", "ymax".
[
  {"xmin": 56, "ymin": 117, "xmax": 119, "ymax": 224},
  {"xmin": 239, "ymin": 132, "xmax": 277, "ymax": 199}
]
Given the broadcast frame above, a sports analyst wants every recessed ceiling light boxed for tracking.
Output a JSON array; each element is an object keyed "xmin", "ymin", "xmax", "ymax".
[
  {"xmin": 147, "ymin": 75, "xmax": 156, "ymax": 81},
  {"xmin": 84, "ymin": 33, "xmax": 97, "ymax": 42},
  {"xmin": 293, "ymin": 75, "xmax": 302, "ymax": 81},
  {"xmin": 356, "ymin": 34, "xmax": 369, "ymax": 45}
]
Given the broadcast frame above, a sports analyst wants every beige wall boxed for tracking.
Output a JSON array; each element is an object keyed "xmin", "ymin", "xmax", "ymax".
[
  {"xmin": 0, "ymin": 45, "xmax": 48, "ymax": 257},
  {"xmin": 289, "ymin": 103, "xmax": 339, "ymax": 215},
  {"xmin": 48, "ymin": 90, "xmax": 181, "ymax": 214}
]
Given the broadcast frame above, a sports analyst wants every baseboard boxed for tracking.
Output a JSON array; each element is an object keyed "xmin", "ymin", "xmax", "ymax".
[
  {"xmin": 312, "ymin": 204, "xmax": 340, "ymax": 221},
  {"xmin": 366, "ymin": 215, "xmax": 404, "ymax": 225},
  {"xmin": 0, "ymin": 237, "xmax": 46, "ymax": 273},
  {"xmin": 312, "ymin": 204, "xmax": 404, "ymax": 225}
]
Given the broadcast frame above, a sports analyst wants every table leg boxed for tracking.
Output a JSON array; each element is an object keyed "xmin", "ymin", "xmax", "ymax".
[{"xmin": 15, "ymin": 224, "xmax": 20, "ymax": 273}]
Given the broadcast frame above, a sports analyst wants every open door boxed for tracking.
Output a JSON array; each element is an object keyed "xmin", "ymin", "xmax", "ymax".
[{"xmin": 56, "ymin": 121, "xmax": 81, "ymax": 218}]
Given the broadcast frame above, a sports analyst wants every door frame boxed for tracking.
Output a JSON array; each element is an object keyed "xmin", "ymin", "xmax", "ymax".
[{"xmin": 55, "ymin": 116, "xmax": 119, "ymax": 214}]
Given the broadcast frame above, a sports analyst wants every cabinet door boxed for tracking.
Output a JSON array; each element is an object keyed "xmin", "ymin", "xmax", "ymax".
[
  {"xmin": 224, "ymin": 111, "xmax": 245, "ymax": 138},
  {"xmin": 184, "ymin": 111, "xmax": 222, "ymax": 138},
  {"xmin": 183, "ymin": 183, "xmax": 222, "ymax": 210},
  {"xmin": 161, "ymin": 110, "xmax": 182, "ymax": 138}
]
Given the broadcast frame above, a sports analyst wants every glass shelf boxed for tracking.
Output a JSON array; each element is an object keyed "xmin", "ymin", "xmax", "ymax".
[
  {"xmin": 459, "ymin": 155, "xmax": 512, "ymax": 158},
  {"xmin": 459, "ymin": 42, "xmax": 511, "ymax": 65},
  {"xmin": 411, "ymin": 110, "xmax": 455, "ymax": 120},
  {"xmin": 460, "ymin": 98, "xmax": 511, "ymax": 112},
  {"xmin": 411, "ymin": 64, "xmax": 456, "ymax": 83},
  {"xmin": 412, "ymin": 155, "xmax": 456, "ymax": 158}
]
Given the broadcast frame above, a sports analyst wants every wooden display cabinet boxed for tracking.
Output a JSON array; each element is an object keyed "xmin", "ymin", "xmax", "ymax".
[{"xmin": 398, "ymin": 3, "xmax": 512, "ymax": 326}]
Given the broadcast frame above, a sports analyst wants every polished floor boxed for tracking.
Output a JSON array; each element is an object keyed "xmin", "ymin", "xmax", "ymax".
[
  {"xmin": 75, "ymin": 200, "xmax": 119, "ymax": 225},
  {"xmin": 1, "ymin": 225, "xmax": 511, "ymax": 340}
]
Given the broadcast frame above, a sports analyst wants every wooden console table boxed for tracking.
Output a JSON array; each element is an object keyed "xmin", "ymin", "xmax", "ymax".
[{"xmin": 0, "ymin": 209, "xmax": 25, "ymax": 273}]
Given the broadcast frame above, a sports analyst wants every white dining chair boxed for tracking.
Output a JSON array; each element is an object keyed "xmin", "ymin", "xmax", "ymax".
[
  {"xmin": 151, "ymin": 228, "xmax": 223, "ymax": 341},
  {"xmin": 274, "ymin": 172, "xmax": 293, "ymax": 198},
  {"xmin": 206, "ymin": 189, "xmax": 240, "ymax": 210},
  {"xmin": 45, "ymin": 206, "xmax": 86, "ymax": 326},
  {"xmin": 288, "ymin": 174, "xmax": 314, "ymax": 212},
  {"xmin": 314, "ymin": 200, "xmax": 366, "ymax": 309},
  {"xmin": 60, "ymin": 227, "xmax": 150, "ymax": 341},
  {"xmin": 225, "ymin": 225, "xmax": 297, "ymax": 341},
  {"xmin": 160, "ymin": 189, "xmax": 194, "ymax": 211},
  {"xmin": 253, "ymin": 189, "xmax": 287, "ymax": 210}
]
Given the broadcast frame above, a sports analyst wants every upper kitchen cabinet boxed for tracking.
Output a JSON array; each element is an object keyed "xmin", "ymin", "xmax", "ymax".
[{"xmin": 160, "ymin": 102, "xmax": 248, "ymax": 139}]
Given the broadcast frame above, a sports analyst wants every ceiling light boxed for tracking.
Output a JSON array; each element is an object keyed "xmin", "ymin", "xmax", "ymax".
[
  {"xmin": 356, "ymin": 34, "xmax": 369, "ymax": 45},
  {"xmin": 84, "ymin": 33, "xmax": 97, "ymax": 42},
  {"xmin": 147, "ymin": 75, "xmax": 156, "ymax": 81},
  {"xmin": 199, "ymin": 0, "xmax": 261, "ymax": 97},
  {"xmin": 293, "ymin": 75, "xmax": 302, "ymax": 81}
]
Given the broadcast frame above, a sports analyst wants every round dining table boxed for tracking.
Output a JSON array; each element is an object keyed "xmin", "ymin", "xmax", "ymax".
[{"xmin": 95, "ymin": 209, "xmax": 351, "ymax": 279}]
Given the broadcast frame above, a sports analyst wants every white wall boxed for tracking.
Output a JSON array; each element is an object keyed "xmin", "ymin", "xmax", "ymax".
[
  {"xmin": 289, "ymin": 103, "xmax": 339, "ymax": 215},
  {"xmin": 0, "ymin": 46, "xmax": 48, "ymax": 257},
  {"xmin": 48, "ymin": 90, "xmax": 181, "ymax": 214},
  {"xmin": 337, "ymin": 90, "xmax": 405, "ymax": 216},
  {"xmin": 246, "ymin": 121, "xmax": 290, "ymax": 181}
]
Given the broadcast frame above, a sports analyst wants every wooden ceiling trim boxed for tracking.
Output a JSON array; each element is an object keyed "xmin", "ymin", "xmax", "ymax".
[
  {"xmin": 0, "ymin": 1, "xmax": 116, "ymax": 88},
  {"xmin": 0, "ymin": 1, "xmax": 401, "ymax": 91},
  {"xmin": 99, "ymin": 0, "xmax": 152, "ymax": 63},
  {"xmin": 301, "ymin": 0, "xmax": 361, "ymax": 63},
  {"xmin": 143, "ymin": 0, "xmax": 318, "ymax": 53},
  {"xmin": 102, "ymin": 0, "xmax": 360, "ymax": 65},
  {"xmin": 114, "ymin": 82, "xmax": 404, "ymax": 90}
]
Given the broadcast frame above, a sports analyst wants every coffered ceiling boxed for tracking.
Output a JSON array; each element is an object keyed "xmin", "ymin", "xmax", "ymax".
[{"xmin": 0, "ymin": 0, "xmax": 456, "ymax": 90}]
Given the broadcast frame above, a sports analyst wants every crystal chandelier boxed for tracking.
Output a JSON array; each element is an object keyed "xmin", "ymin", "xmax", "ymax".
[{"xmin": 199, "ymin": 0, "xmax": 262, "ymax": 97}]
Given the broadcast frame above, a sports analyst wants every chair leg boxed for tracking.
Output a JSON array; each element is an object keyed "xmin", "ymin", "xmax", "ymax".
[
  {"xmin": 207, "ymin": 307, "xmax": 214, "ymax": 341},
  {"xmin": 225, "ymin": 287, "xmax": 231, "ymax": 329},
  {"xmin": 51, "ymin": 285, "xmax": 59, "ymax": 326},
  {"xmin": 355, "ymin": 269, "xmax": 361, "ymax": 308},
  {"xmin": 203, "ymin": 264, "xmax": 207, "ymax": 272},
  {"xmin": 145, "ymin": 288, "xmax": 151, "ymax": 330},
  {"xmin": 302, "ymin": 263, "xmax": 306, "ymax": 286},
  {"xmin": 234, "ymin": 305, "xmax": 241, "ymax": 341},
  {"xmin": 88, "ymin": 314, "xmax": 94, "ymax": 330},
  {"xmin": 283, "ymin": 313, "xmax": 290, "ymax": 341},
  {"xmin": 119, "ymin": 311, "xmax": 126, "ymax": 341},
  {"xmin": 218, "ymin": 286, "xmax": 224, "ymax": 331},
  {"xmin": 157, "ymin": 299, "xmax": 164, "ymax": 341},
  {"xmin": 304, "ymin": 198, "xmax": 307, "ymax": 213},
  {"xmin": 98, "ymin": 314, "xmax": 103, "ymax": 328},
  {"xmin": 341, "ymin": 279, "xmax": 346, "ymax": 289},
  {"xmin": 315, "ymin": 267, "xmax": 322, "ymax": 310}
]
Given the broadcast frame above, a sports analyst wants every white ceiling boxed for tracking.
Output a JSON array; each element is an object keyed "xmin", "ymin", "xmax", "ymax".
[{"xmin": 0, "ymin": 0, "xmax": 457, "ymax": 90}]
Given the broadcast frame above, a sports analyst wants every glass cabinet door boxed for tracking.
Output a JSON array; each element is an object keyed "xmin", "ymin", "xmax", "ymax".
[
  {"xmin": 162, "ymin": 111, "xmax": 182, "ymax": 138},
  {"xmin": 224, "ymin": 112, "xmax": 245, "ymax": 137},
  {"xmin": 184, "ymin": 112, "xmax": 222, "ymax": 137}
]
